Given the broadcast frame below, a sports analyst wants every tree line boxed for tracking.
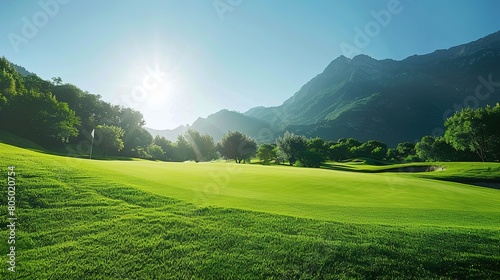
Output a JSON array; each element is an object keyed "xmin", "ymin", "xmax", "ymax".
[
  {"xmin": 0, "ymin": 57, "xmax": 152, "ymax": 157},
  {"xmin": 143, "ymin": 101, "xmax": 500, "ymax": 165},
  {"xmin": 1, "ymin": 57, "xmax": 498, "ymax": 164}
]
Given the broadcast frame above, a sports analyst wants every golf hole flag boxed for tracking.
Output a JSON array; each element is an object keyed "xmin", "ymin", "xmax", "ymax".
[{"xmin": 90, "ymin": 129, "xmax": 95, "ymax": 159}]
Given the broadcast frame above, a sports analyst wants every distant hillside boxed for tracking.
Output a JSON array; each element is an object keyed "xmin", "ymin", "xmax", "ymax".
[
  {"xmin": 147, "ymin": 109, "xmax": 272, "ymax": 143},
  {"xmin": 244, "ymin": 31, "xmax": 500, "ymax": 146},
  {"xmin": 148, "ymin": 31, "xmax": 500, "ymax": 146}
]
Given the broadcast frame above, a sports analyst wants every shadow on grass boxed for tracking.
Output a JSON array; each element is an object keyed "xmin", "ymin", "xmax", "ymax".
[{"xmin": 0, "ymin": 130, "xmax": 135, "ymax": 161}]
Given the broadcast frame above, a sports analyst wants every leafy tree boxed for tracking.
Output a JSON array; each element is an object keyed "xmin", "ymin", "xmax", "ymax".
[
  {"xmin": 218, "ymin": 131, "xmax": 257, "ymax": 163},
  {"xmin": 273, "ymin": 146, "xmax": 286, "ymax": 164},
  {"xmin": 184, "ymin": 129, "xmax": 217, "ymax": 162},
  {"xmin": 307, "ymin": 138, "xmax": 328, "ymax": 154},
  {"xmin": 329, "ymin": 142, "xmax": 350, "ymax": 161},
  {"xmin": 300, "ymin": 138, "xmax": 328, "ymax": 167},
  {"xmin": 0, "ymin": 69, "xmax": 17, "ymax": 102},
  {"xmin": 147, "ymin": 144, "xmax": 164, "ymax": 160},
  {"xmin": 276, "ymin": 131, "xmax": 307, "ymax": 165},
  {"xmin": 51, "ymin": 76, "xmax": 63, "ymax": 85},
  {"xmin": 176, "ymin": 134, "xmax": 193, "ymax": 161},
  {"xmin": 299, "ymin": 149, "xmax": 324, "ymax": 167},
  {"xmin": 152, "ymin": 135, "xmax": 175, "ymax": 161},
  {"xmin": 345, "ymin": 138, "xmax": 362, "ymax": 148},
  {"xmin": 0, "ymin": 57, "xmax": 25, "ymax": 94},
  {"xmin": 96, "ymin": 125, "xmax": 124, "ymax": 156},
  {"xmin": 23, "ymin": 74, "xmax": 53, "ymax": 93},
  {"xmin": 257, "ymin": 143, "xmax": 276, "ymax": 164},
  {"xmin": 415, "ymin": 136, "xmax": 434, "ymax": 161},
  {"xmin": 395, "ymin": 142, "xmax": 416, "ymax": 161},
  {"xmin": 416, "ymin": 135, "xmax": 469, "ymax": 162},
  {"xmin": 122, "ymin": 127, "xmax": 153, "ymax": 157},
  {"xmin": 371, "ymin": 146, "xmax": 387, "ymax": 161},
  {"xmin": 386, "ymin": 148, "xmax": 399, "ymax": 161},
  {"xmin": 4, "ymin": 92, "xmax": 80, "ymax": 146},
  {"xmin": 444, "ymin": 105, "xmax": 500, "ymax": 162},
  {"xmin": 351, "ymin": 140, "xmax": 387, "ymax": 159}
]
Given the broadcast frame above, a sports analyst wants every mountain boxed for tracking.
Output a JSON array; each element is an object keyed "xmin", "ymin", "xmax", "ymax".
[
  {"xmin": 147, "ymin": 109, "xmax": 272, "ymax": 143},
  {"xmin": 244, "ymin": 31, "xmax": 500, "ymax": 146},
  {"xmin": 148, "ymin": 31, "xmax": 500, "ymax": 146}
]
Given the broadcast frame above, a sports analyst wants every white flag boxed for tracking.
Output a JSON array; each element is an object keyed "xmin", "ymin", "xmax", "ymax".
[{"xmin": 91, "ymin": 129, "xmax": 95, "ymax": 138}]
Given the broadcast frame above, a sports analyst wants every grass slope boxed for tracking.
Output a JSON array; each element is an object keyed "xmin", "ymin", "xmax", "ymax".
[
  {"xmin": 1, "ymin": 137, "xmax": 499, "ymax": 279},
  {"xmin": 73, "ymin": 158, "xmax": 500, "ymax": 228}
]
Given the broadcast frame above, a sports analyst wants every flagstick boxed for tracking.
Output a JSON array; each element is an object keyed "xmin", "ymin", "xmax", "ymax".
[{"xmin": 90, "ymin": 134, "xmax": 94, "ymax": 159}]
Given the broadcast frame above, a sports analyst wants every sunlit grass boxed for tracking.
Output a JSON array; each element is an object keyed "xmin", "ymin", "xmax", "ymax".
[{"xmin": 0, "ymin": 137, "xmax": 499, "ymax": 279}]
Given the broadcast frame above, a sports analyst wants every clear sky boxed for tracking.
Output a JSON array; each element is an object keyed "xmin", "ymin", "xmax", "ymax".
[{"xmin": 1, "ymin": 0, "xmax": 499, "ymax": 129}]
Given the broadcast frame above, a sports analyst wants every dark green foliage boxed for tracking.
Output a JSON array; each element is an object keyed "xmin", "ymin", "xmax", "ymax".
[
  {"xmin": 184, "ymin": 129, "xmax": 218, "ymax": 162},
  {"xmin": 152, "ymin": 130, "xmax": 217, "ymax": 162},
  {"xmin": 351, "ymin": 140, "xmax": 387, "ymax": 160},
  {"xmin": 147, "ymin": 143, "xmax": 164, "ymax": 160},
  {"xmin": 152, "ymin": 135, "xmax": 176, "ymax": 161},
  {"xmin": 329, "ymin": 141, "xmax": 350, "ymax": 161},
  {"xmin": 301, "ymin": 137, "xmax": 328, "ymax": 167},
  {"xmin": 96, "ymin": 124, "xmax": 124, "ymax": 156},
  {"xmin": 445, "ymin": 104, "xmax": 500, "ymax": 162},
  {"xmin": 23, "ymin": 74, "xmax": 53, "ymax": 93},
  {"xmin": 276, "ymin": 131, "xmax": 308, "ymax": 165},
  {"xmin": 396, "ymin": 142, "xmax": 416, "ymax": 159},
  {"xmin": 122, "ymin": 126, "xmax": 153, "ymax": 158},
  {"xmin": 218, "ymin": 131, "xmax": 257, "ymax": 163},
  {"xmin": 0, "ymin": 57, "xmax": 154, "ymax": 155},
  {"xmin": 2, "ymin": 92, "xmax": 80, "ymax": 146},
  {"xmin": 257, "ymin": 143, "xmax": 276, "ymax": 164},
  {"xmin": 416, "ymin": 136, "xmax": 474, "ymax": 162}
]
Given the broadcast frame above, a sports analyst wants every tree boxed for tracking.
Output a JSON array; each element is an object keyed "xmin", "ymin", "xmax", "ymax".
[
  {"xmin": 152, "ymin": 135, "xmax": 175, "ymax": 161},
  {"xmin": 51, "ymin": 76, "xmax": 62, "ymax": 85},
  {"xmin": 300, "ymin": 138, "xmax": 328, "ymax": 167},
  {"xmin": 116, "ymin": 107, "xmax": 149, "ymax": 157},
  {"xmin": 351, "ymin": 140, "xmax": 387, "ymax": 159},
  {"xmin": 96, "ymin": 125, "xmax": 124, "ymax": 156},
  {"xmin": 276, "ymin": 131, "xmax": 307, "ymax": 165},
  {"xmin": 415, "ymin": 136, "xmax": 435, "ymax": 161},
  {"xmin": 386, "ymin": 148, "xmax": 399, "ymax": 161},
  {"xmin": 176, "ymin": 134, "xmax": 192, "ymax": 161},
  {"xmin": 218, "ymin": 131, "xmax": 257, "ymax": 163},
  {"xmin": 23, "ymin": 74, "xmax": 53, "ymax": 93},
  {"xmin": 122, "ymin": 127, "xmax": 153, "ymax": 157},
  {"xmin": 395, "ymin": 142, "xmax": 416, "ymax": 161},
  {"xmin": 444, "ymin": 105, "xmax": 500, "ymax": 162},
  {"xmin": 329, "ymin": 142, "xmax": 350, "ymax": 161},
  {"xmin": 257, "ymin": 143, "xmax": 276, "ymax": 164},
  {"xmin": 415, "ymin": 135, "xmax": 469, "ymax": 162},
  {"xmin": 184, "ymin": 129, "xmax": 217, "ymax": 162},
  {"xmin": 3, "ymin": 92, "xmax": 80, "ymax": 146},
  {"xmin": 147, "ymin": 144, "xmax": 164, "ymax": 160},
  {"xmin": 371, "ymin": 146, "xmax": 387, "ymax": 161}
]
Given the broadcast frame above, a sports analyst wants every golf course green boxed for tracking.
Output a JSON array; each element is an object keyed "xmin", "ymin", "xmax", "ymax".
[{"xmin": 1, "ymin": 134, "xmax": 499, "ymax": 279}]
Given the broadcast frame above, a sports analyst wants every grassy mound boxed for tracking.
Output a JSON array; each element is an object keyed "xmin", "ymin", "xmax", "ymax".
[{"xmin": 0, "ymin": 134, "xmax": 499, "ymax": 279}]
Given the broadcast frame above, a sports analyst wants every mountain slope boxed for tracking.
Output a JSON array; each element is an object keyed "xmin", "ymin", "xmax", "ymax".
[
  {"xmin": 147, "ymin": 109, "xmax": 272, "ymax": 143},
  {"xmin": 245, "ymin": 31, "xmax": 500, "ymax": 146},
  {"xmin": 149, "ymin": 31, "xmax": 500, "ymax": 146}
]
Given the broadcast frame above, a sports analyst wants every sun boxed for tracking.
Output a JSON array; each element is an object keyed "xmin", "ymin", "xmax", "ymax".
[{"xmin": 124, "ymin": 40, "xmax": 185, "ymax": 111}]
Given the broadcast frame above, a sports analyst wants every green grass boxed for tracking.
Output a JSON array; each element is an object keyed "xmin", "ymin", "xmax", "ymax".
[{"xmin": 1, "ymin": 134, "xmax": 499, "ymax": 279}]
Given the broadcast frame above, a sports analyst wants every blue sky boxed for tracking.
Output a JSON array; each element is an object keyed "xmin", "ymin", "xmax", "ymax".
[{"xmin": 1, "ymin": 0, "xmax": 499, "ymax": 129}]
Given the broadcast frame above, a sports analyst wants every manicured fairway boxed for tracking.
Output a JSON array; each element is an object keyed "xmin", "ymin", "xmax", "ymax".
[
  {"xmin": 74, "ymin": 158, "xmax": 500, "ymax": 228},
  {"xmin": 1, "ymin": 137, "xmax": 499, "ymax": 279}
]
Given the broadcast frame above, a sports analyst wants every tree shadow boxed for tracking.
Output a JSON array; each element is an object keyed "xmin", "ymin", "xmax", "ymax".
[{"xmin": 0, "ymin": 130, "xmax": 135, "ymax": 161}]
